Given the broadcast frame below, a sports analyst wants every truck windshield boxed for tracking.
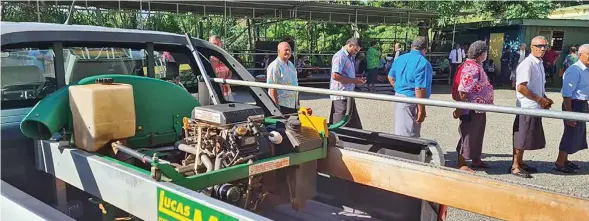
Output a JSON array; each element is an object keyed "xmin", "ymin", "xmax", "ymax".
[
  {"xmin": 1, "ymin": 48, "xmax": 57, "ymax": 102},
  {"xmin": 63, "ymin": 47, "xmax": 146, "ymax": 85}
]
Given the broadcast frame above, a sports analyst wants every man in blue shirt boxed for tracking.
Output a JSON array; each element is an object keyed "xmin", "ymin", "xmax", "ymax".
[
  {"xmin": 555, "ymin": 44, "xmax": 589, "ymax": 173},
  {"xmin": 388, "ymin": 36, "xmax": 433, "ymax": 137},
  {"xmin": 267, "ymin": 42, "xmax": 299, "ymax": 114},
  {"xmin": 329, "ymin": 38, "xmax": 366, "ymax": 129}
]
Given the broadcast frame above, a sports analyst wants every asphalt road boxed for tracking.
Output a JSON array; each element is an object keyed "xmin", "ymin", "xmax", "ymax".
[{"xmin": 233, "ymin": 85, "xmax": 589, "ymax": 220}]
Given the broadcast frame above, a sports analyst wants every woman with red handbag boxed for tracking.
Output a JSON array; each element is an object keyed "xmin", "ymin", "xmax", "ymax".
[{"xmin": 451, "ymin": 41, "xmax": 494, "ymax": 172}]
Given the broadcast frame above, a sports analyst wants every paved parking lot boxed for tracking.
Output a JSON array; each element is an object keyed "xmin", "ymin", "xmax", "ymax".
[{"xmin": 235, "ymin": 85, "xmax": 589, "ymax": 220}]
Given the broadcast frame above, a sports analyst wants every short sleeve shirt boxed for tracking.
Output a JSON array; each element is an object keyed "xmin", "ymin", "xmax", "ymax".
[
  {"xmin": 458, "ymin": 59, "xmax": 494, "ymax": 113},
  {"xmin": 366, "ymin": 47, "xmax": 381, "ymax": 69},
  {"xmin": 210, "ymin": 56, "xmax": 232, "ymax": 96},
  {"xmin": 563, "ymin": 54, "xmax": 579, "ymax": 71},
  {"xmin": 387, "ymin": 50, "xmax": 433, "ymax": 98},
  {"xmin": 266, "ymin": 58, "xmax": 299, "ymax": 108},
  {"xmin": 330, "ymin": 47, "xmax": 356, "ymax": 100},
  {"xmin": 516, "ymin": 55, "xmax": 545, "ymax": 109},
  {"xmin": 561, "ymin": 60, "xmax": 589, "ymax": 101}
]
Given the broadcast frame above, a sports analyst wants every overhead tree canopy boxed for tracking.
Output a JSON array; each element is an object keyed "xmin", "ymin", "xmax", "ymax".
[
  {"xmin": 1, "ymin": 0, "xmax": 586, "ymax": 57},
  {"xmin": 366, "ymin": 0, "xmax": 587, "ymax": 26}
]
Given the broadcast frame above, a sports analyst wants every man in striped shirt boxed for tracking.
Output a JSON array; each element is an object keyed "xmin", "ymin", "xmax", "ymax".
[
  {"xmin": 266, "ymin": 42, "xmax": 299, "ymax": 113},
  {"xmin": 329, "ymin": 38, "xmax": 366, "ymax": 129}
]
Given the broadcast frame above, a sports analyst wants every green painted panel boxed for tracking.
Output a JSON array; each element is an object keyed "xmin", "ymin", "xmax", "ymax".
[
  {"xmin": 172, "ymin": 147, "xmax": 326, "ymax": 190},
  {"xmin": 21, "ymin": 74, "xmax": 200, "ymax": 148},
  {"xmin": 77, "ymin": 75, "xmax": 200, "ymax": 148},
  {"xmin": 522, "ymin": 19, "xmax": 589, "ymax": 28},
  {"xmin": 562, "ymin": 27, "xmax": 589, "ymax": 48},
  {"xmin": 522, "ymin": 26, "xmax": 588, "ymax": 69}
]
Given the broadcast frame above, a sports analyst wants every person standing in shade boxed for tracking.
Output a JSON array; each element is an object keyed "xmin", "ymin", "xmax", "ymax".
[
  {"xmin": 209, "ymin": 35, "xmax": 234, "ymax": 101},
  {"xmin": 266, "ymin": 42, "xmax": 299, "ymax": 114},
  {"xmin": 393, "ymin": 42, "xmax": 402, "ymax": 62},
  {"xmin": 449, "ymin": 44, "xmax": 465, "ymax": 81},
  {"xmin": 452, "ymin": 41, "xmax": 494, "ymax": 172},
  {"xmin": 555, "ymin": 44, "xmax": 589, "ymax": 173},
  {"xmin": 562, "ymin": 45, "xmax": 579, "ymax": 75},
  {"xmin": 516, "ymin": 43, "xmax": 530, "ymax": 64},
  {"xmin": 388, "ymin": 36, "xmax": 433, "ymax": 138},
  {"xmin": 511, "ymin": 36, "xmax": 554, "ymax": 178},
  {"xmin": 366, "ymin": 40, "xmax": 381, "ymax": 92},
  {"xmin": 512, "ymin": 43, "xmax": 530, "ymax": 89},
  {"xmin": 484, "ymin": 59, "xmax": 497, "ymax": 86},
  {"xmin": 329, "ymin": 38, "xmax": 365, "ymax": 129},
  {"xmin": 543, "ymin": 47, "xmax": 560, "ymax": 85}
]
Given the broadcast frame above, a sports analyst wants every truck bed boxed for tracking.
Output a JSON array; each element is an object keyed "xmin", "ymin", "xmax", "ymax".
[
  {"xmin": 262, "ymin": 200, "xmax": 381, "ymax": 221},
  {"xmin": 28, "ymin": 133, "xmax": 442, "ymax": 221}
]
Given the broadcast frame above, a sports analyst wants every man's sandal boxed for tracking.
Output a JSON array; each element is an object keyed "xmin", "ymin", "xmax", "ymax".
[
  {"xmin": 553, "ymin": 163, "xmax": 575, "ymax": 174},
  {"xmin": 566, "ymin": 161, "xmax": 580, "ymax": 170},
  {"xmin": 511, "ymin": 167, "xmax": 532, "ymax": 178}
]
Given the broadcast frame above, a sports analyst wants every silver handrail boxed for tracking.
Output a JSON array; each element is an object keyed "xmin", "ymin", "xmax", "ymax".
[{"xmin": 212, "ymin": 78, "xmax": 589, "ymax": 122}]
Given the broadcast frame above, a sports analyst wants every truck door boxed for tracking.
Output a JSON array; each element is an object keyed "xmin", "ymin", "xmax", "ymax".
[
  {"xmin": 1, "ymin": 44, "xmax": 154, "ymax": 220},
  {"xmin": 1, "ymin": 47, "xmax": 59, "ymax": 205}
]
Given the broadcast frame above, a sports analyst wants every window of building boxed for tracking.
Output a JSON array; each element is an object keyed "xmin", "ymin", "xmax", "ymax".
[{"xmin": 551, "ymin": 31, "xmax": 565, "ymax": 51}]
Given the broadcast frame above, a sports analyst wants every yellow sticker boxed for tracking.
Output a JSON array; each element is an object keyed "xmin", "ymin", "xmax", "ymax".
[{"xmin": 157, "ymin": 188, "xmax": 237, "ymax": 221}]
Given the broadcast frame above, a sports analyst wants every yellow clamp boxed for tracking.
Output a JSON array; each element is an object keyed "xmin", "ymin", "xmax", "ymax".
[
  {"xmin": 182, "ymin": 117, "xmax": 190, "ymax": 130},
  {"xmin": 298, "ymin": 107, "xmax": 328, "ymax": 137}
]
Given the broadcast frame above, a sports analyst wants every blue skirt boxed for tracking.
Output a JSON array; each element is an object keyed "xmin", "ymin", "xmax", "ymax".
[{"xmin": 558, "ymin": 100, "xmax": 588, "ymax": 154}]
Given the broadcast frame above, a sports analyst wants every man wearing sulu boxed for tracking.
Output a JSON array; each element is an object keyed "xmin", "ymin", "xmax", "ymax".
[
  {"xmin": 510, "ymin": 36, "xmax": 554, "ymax": 178},
  {"xmin": 555, "ymin": 43, "xmax": 589, "ymax": 173}
]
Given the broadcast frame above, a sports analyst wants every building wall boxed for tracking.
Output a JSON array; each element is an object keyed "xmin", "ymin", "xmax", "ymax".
[
  {"xmin": 523, "ymin": 26, "xmax": 589, "ymax": 69},
  {"xmin": 451, "ymin": 26, "xmax": 521, "ymax": 48}
]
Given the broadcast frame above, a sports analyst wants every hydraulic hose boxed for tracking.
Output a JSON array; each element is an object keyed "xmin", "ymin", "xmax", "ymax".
[
  {"xmin": 328, "ymin": 96, "xmax": 353, "ymax": 130},
  {"xmin": 328, "ymin": 115, "xmax": 350, "ymax": 130},
  {"xmin": 263, "ymin": 118, "xmax": 280, "ymax": 125},
  {"xmin": 112, "ymin": 142, "xmax": 153, "ymax": 164}
]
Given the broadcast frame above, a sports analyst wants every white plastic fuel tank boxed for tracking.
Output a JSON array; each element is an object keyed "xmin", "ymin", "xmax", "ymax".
[{"xmin": 69, "ymin": 81, "xmax": 136, "ymax": 152}]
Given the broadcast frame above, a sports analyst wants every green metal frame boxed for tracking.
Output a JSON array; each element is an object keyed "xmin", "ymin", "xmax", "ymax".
[
  {"xmin": 104, "ymin": 132, "xmax": 328, "ymax": 191},
  {"xmin": 172, "ymin": 146, "xmax": 326, "ymax": 190}
]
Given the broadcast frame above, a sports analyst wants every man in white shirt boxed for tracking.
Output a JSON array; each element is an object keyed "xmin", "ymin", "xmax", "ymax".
[
  {"xmin": 449, "ymin": 44, "xmax": 465, "ymax": 80},
  {"xmin": 510, "ymin": 36, "xmax": 554, "ymax": 179},
  {"xmin": 517, "ymin": 43, "xmax": 529, "ymax": 64},
  {"xmin": 393, "ymin": 43, "xmax": 402, "ymax": 61}
]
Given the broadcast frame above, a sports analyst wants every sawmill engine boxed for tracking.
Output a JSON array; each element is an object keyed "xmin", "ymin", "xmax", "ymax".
[
  {"xmin": 175, "ymin": 103, "xmax": 274, "ymax": 210},
  {"xmin": 20, "ymin": 76, "xmax": 330, "ymax": 216}
]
